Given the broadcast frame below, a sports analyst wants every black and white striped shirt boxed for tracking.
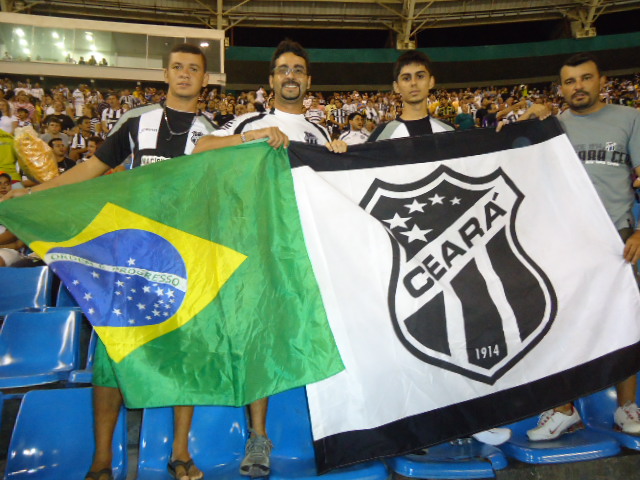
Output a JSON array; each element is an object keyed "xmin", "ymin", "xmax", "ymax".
[
  {"xmin": 102, "ymin": 108, "xmax": 123, "ymax": 132},
  {"xmin": 212, "ymin": 108, "xmax": 330, "ymax": 145},
  {"xmin": 96, "ymin": 103, "xmax": 217, "ymax": 169}
]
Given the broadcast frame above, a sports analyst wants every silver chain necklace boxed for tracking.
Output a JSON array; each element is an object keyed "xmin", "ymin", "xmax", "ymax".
[{"xmin": 163, "ymin": 106, "xmax": 195, "ymax": 141}]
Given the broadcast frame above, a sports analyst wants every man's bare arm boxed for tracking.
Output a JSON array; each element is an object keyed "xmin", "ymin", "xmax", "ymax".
[
  {"xmin": 194, "ymin": 127, "xmax": 291, "ymax": 153},
  {"xmin": 1, "ymin": 155, "xmax": 111, "ymax": 201},
  {"xmin": 194, "ymin": 127, "xmax": 348, "ymax": 154}
]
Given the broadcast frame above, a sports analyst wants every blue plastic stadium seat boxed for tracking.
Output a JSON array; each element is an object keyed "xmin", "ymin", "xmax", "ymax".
[
  {"xmin": 68, "ymin": 327, "xmax": 98, "ymax": 384},
  {"xmin": 0, "ymin": 308, "xmax": 81, "ymax": 388},
  {"xmin": 0, "ymin": 266, "xmax": 53, "ymax": 316},
  {"xmin": 4, "ymin": 387, "xmax": 127, "ymax": 479},
  {"xmin": 387, "ymin": 439, "xmax": 508, "ymax": 479},
  {"xmin": 501, "ymin": 414, "xmax": 620, "ymax": 463},
  {"xmin": 576, "ymin": 375, "xmax": 640, "ymax": 450},
  {"xmin": 137, "ymin": 404, "xmax": 249, "ymax": 480},
  {"xmin": 268, "ymin": 387, "xmax": 388, "ymax": 480},
  {"xmin": 55, "ymin": 282, "xmax": 80, "ymax": 308}
]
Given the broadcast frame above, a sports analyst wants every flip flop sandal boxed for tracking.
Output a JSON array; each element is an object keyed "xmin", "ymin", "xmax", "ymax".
[
  {"xmin": 168, "ymin": 458, "xmax": 204, "ymax": 480},
  {"xmin": 84, "ymin": 468, "xmax": 113, "ymax": 480}
]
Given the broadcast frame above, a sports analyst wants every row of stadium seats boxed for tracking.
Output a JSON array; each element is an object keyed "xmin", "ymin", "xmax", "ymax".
[
  {"xmin": 0, "ymin": 267, "xmax": 54, "ymax": 317},
  {"xmin": 3, "ymin": 387, "xmax": 388, "ymax": 480},
  {"xmin": 2, "ymin": 381, "xmax": 640, "ymax": 479},
  {"xmin": 0, "ymin": 267, "xmax": 95, "ymax": 388}
]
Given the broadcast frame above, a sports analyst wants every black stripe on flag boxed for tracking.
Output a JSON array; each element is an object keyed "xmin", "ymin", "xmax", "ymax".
[
  {"xmin": 313, "ymin": 341, "xmax": 640, "ymax": 473},
  {"xmin": 288, "ymin": 117, "xmax": 565, "ymax": 171}
]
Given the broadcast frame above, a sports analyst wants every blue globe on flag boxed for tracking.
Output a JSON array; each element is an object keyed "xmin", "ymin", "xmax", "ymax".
[{"xmin": 49, "ymin": 229, "xmax": 187, "ymax": 328}]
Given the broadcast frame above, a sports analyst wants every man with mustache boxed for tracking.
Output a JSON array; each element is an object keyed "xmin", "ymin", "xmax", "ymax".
[
  {"xmin": 522, "ymin": 52, "xmax": 640, "ymax": 441},
  {"xmin": 194, "ymin": 39, "xmax": 346, "ymax": 477},
  {"xmin": 194, "ymin": 39, "xmax": 346, "ymax": 153}
]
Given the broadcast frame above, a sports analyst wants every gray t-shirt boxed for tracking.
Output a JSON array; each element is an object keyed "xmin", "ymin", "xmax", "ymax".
[{"xmin": 559, "ymin": 104, "xmax": 640, "ymax": 229}]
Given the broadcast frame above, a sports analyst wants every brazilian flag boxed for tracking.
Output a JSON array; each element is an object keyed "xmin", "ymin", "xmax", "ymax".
[{"xmin": 0, "ymin": 141, "xmax": 344, "ymax": 408}]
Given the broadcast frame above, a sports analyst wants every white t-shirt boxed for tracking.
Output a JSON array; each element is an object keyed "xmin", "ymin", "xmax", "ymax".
[
  {"xmin": 339, "ymin": 129, "xmax": 369, "ymax": 145},
  {"xmin": 211, "ymin": 108, "xmax": 331, "ymax": 145},
  {"xmin": 0, "ymin": 115, "xmax": 15, "ymax": 134},
  {"xmin": 72, "ymin": 89, "xmax": 85, "ymax": 117}
]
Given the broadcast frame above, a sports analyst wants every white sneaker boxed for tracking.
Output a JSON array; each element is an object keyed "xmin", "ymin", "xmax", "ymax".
[
  {"xmin": 471, "ymin": 428, "xmax": 512, "ymax": 446},
  {"xmin": 614, "ymin": 402, "xmax": 640, "ymax": 434},
  {"xmin": 527, "ymin": 407, "xmax": 581, "ymax": 441}
]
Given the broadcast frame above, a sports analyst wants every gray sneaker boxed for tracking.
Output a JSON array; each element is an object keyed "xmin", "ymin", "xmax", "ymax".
[{"xmin": 240, "ymin": 433, "xmax": 273, "ymax": 477}]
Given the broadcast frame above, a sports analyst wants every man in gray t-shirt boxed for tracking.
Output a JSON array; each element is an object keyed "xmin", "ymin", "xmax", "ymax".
[
  {"xmin": 559, "ymin": 102, "xmax": 640, "ymax": 231},
  {"xmin": 524, "ymin": 52, "xmax": 640, "ymax": 442}
]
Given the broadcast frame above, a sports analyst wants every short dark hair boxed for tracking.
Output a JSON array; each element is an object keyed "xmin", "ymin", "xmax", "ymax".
[
  {"xmin": 88, "ymin": 135, "xmax": 103, "ymax": 146},
  {"xmin": 270, "ymin": 39, "xmax": 310, "ymax": 75},
  {"xmin": 167, "ymin": 43, "xmax": 207, "ymax": 72},
  {"xmin": 0, "ymin": 171, "xmax": 11, "ymax": 183},
  {"xmin": 562, "ymin": 52, "xmax": 601, "ymax": 75},
  {"xmin": 77, "ymin": 115, "xmax": 90, "ymax": 125},
  {"xmin": 48, "ymin": 137, "xmax": 64, "ymax": 148},
  {"xmin": 348, "ymin": 112, "xmax": 364, "ymax": 121},
  {"xmin": 393, "ymin": 50, "xmax": 433, "ymax": 80},
  {"xmin": 393, "ymin": 50, "xmax": 434, "ymax": 81},
  {"xmin": 47, "ymin": 118, "xmax": 62, "ymax": 126}
]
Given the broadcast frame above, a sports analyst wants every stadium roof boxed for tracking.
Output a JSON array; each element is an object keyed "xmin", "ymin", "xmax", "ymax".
[{"xmin": 3, "ymin": 0, "xmax": 639, "ymax": 44}]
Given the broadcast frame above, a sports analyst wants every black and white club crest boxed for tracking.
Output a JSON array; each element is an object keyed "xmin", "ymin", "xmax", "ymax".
[{"xmin": 360, "ymin": 166, "xmax": 557, "ymax": 384}]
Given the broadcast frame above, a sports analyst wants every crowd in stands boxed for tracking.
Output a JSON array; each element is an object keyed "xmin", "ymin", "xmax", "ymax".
[{"xmin": 1, "ymin": 74, "xmax": 638, "ymax": 143}]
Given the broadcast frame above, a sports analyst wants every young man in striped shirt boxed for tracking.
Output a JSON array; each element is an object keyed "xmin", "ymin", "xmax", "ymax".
[
  {"xmin": 368, "ymin": 50, "xmax": 453, "ymax": 141},
  {"xmin": 367, "ymin": 50, "xmax": 510, "ymax": 446}
]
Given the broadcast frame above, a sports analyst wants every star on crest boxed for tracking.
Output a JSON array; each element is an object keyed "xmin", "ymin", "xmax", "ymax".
[
  {"xmin": 405, "ymin": 199, "xmax": 427, "ymax": 213},
  {"xmin": 383, "ymin": 213, "xmax": 410, "ymax": 230},
  {"xmin": 400, "ymin": 224, "xmax": 432, "ymax": 243},
  {"xmin": 429, "ymin": 193, "xmax": 445, "ymax": 205}
]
